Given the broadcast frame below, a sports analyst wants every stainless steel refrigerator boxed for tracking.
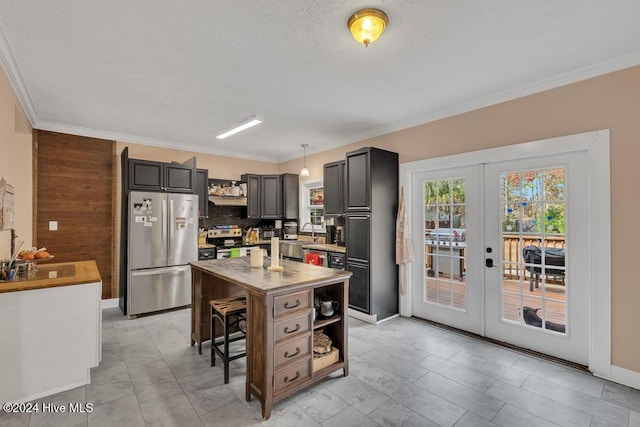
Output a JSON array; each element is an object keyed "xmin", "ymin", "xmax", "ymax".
[{"xmin": 127, "ymin": 191, "xmax": 198, "ymax": 317}]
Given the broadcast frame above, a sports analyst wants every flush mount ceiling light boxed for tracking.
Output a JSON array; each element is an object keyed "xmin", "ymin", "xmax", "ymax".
[
  {"xmin": 300, "ymin": 144, "xmax": 310, "ymax": 177},
  {"xmin": 348, "ymin": 8, "xmax": 388, "ymax": 47},
  {"xmin": 216, "ymin": 115, "xmax": 262, "ymax": 139}
]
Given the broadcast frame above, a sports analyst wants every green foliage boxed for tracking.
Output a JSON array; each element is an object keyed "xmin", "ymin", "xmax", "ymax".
[
  {"xmin": 544, "ymin": 204, "xmax": 565, "ymax": 233},
  {"xmin": 424, "ymin": 179, "xmax": 465, "ymax": 205}
]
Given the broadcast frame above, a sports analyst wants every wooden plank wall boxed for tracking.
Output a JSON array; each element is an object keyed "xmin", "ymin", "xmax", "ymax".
[{"xmin": 34, "ymin": 130, "xmax": 116, "ymax": 299}]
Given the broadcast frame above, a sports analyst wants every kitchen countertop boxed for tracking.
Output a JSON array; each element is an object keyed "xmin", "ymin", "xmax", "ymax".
[
  {"xmin": 190, "ymin": 257, "xmax": 351, "ymax": 292},
  {"xmin": 0, "ymin": 260, "xmax": 101, "ymax": 293},
  {"xmin": 300, "ymin": 243, "xmax": 346, "ymax": 253}
]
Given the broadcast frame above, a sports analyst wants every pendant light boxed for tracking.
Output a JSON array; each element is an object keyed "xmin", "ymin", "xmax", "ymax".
[
  {"xmin": 348, "ymin": 8, "xmax": 388, "ymax": 47},
  {"xmin": 300, "ymin": 144, "xmax": 310, "ymax": 177}
]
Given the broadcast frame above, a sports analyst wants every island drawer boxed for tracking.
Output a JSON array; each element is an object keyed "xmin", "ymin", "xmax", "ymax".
[
  {"xmin": 273, "ymin": 290, "xmax": 311, "ymax": 317},
  {"xmin": 274, "ymin": 334, "xmax": 312, "ymax": 369},
  {"xmin": 274, "ymin": 311, "xmax": 312, "ymax": 343},
  {"xmin": 274, "ymin": 359, "xmax": 311, "ymax": 396}
]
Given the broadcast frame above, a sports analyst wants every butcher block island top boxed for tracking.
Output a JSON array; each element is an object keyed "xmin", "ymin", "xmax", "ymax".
[
  {"xmin": 0, "ymin": 260, "xmax": 101, "ymax": 293},
  {"xmin": 189, "ymin": 257, "xmax": 351, "ymax": 420}
]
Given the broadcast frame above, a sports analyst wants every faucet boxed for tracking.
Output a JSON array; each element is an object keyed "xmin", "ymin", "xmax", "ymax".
[{"xmin": 300, "ymin": 222, "xmax": 316, "ymax": 242}]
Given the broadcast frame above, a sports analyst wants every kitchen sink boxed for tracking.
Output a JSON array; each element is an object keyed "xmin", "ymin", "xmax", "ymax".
[{"xmin": 279, "ymin": 240, "xmax": 305, "ymax": 261}]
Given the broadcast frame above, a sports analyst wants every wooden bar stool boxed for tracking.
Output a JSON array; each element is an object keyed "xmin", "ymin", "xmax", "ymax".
[{"xmin": 209, "ymin": 296, "xmax": 247, "ymax": 383}]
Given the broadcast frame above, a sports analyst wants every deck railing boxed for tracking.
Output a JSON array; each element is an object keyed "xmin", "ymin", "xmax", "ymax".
[{"xmin": 502, "ymin": 234, "xmax": 565, "ymax": 282}]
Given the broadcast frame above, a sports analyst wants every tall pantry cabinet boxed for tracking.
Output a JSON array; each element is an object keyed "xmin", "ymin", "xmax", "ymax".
[{"xmin": 345, "ymin": 147, "xmax": 399, "ymax": 322}]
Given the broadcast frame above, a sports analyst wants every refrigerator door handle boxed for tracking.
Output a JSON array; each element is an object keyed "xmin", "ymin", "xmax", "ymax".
[
  {"xmin": 131, "ymin": 265, "xmax": 190, "ymax": 277},
  {"xmin": 167, "ymin": 198, "xmax": 174, "ymax": 265},
  {"xmin": 162, "ymin": 198, "xmax": 168, "ymax": 264}
]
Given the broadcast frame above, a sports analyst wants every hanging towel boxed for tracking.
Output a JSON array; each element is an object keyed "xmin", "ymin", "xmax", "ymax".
[
  {"xmin": 396, "ymin": 187, "xmax": 414, "ymax": 295},
  {"xmin": 305, "ymin": 252, "xmax": 321, "ymax": 265}
]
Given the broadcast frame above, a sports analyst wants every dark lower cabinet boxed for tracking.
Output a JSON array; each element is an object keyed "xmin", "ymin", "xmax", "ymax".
[
  {"xmin": 347, "ymin": 261, "xmax": 369, "ymax": 313},
  {"xmin": 345, "ymin": 214, "xmax": 370, "ymax": 261}
]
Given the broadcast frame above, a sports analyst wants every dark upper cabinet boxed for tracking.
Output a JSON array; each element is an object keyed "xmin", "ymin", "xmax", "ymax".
[
  {"xmin": 129, "ymin": 159, "xmax": 164, "ymax": 191},
  {"xmin": 195, "ymin": 168, "xmax": 208, "ymax": 219},
  {"xmin": 164, "ymin": 163, "xmax": 194, "ymax": 193},
  {"xmin": 323, "ymin": 160, "xmax": 345, "ymax": 216},
  {"xmin": 281, "ymin": 173, "xmax": 299, "ymax": 219},
  {"xmin": 242, "ymin": 174, "xmax": 261, "ymax": 219},
  {"xmin": 346, "ymin": 149, "xmax": 370, "ymax": 211},
  {"xmin": 260, "ymin": 175, "xmax": 282, "ymax": 218},
  {"xmin": 241, "ymin": 173, "xmax": 299, "ymax": 219},
  {"xmin": 128, "ymin": 159, "xmax": 194, "ymax": 193}
]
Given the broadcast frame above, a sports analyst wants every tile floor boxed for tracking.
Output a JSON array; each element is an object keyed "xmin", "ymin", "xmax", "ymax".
[{"xmin": 1, "ymin": 307, "xmax": 639, "ymax": 427}]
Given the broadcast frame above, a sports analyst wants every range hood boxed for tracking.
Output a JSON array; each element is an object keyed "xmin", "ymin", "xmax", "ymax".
[{"xmin": 208, "ymin": 195, "xmax": 247, "ymax": 206}]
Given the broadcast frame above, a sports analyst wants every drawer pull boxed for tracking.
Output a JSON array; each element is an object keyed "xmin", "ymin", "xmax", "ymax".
[
  {"xmin": 284, "ymin": 299, "xmax": 301, "ymax": 309},
  {"xmin": 283, "ymin": 323, "xmax": 300, "ymax": 334},
  {"xmin": 284, "ymin": 347, "xmax": 301, "ymax": 358},
  {"xmin": 284, "ymin": 372, "xmax": 301, "ymax": 383}
]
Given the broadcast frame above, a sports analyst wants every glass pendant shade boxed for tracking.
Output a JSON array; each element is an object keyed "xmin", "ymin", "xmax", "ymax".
[
  {"xmin": 300, "ymin": 144, "xmax": 310, "ymax": 177},
  {"xmin": 348, "ymin": 9, "xmax": 388, "ymax": 47}
]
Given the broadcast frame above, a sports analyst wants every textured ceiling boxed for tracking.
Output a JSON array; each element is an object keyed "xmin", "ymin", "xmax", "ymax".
[{"xmin": 1, "ymin": 1, "xmax": 639, "ymax": 162}]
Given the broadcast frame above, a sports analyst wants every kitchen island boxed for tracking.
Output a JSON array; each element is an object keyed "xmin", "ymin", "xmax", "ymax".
[
  {"xmin": 190, "ymin": 257, "xmax": 351, "ymax": 420},
  {"xmin": 0, "ymin": 260, "xmax": 102, "ymax": 403}
]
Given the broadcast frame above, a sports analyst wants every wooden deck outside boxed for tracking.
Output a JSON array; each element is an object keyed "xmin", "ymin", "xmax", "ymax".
[
  {"xmin": 422, "ymin": 235, "xmax": 568, "ymax": 332},
  {"xmin": 424, "ymin": 272, "xmax": 566, "ymax": 328}
]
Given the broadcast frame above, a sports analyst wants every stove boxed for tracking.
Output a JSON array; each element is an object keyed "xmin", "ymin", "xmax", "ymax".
[
  {"xmin": 206, "ymin": 226, "xmax": 248, "ymax": 259},
  {"xmin": 207, "ymin": 227, "xmax": 243, "ymax": 246}
]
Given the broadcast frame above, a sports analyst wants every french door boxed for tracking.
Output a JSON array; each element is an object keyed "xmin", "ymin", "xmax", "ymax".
[
  {"xmin": 411, "ymin": 165, "xmax": 483, "ymax": 334},
  {"xmin": 411, "ymin": 151, "xmax": 589, "ymax": 364}
]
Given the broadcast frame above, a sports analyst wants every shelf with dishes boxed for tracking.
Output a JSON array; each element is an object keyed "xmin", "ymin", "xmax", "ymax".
[
  {"xmin": 311, "ymin": 285, "xmax": 345, "ymax": 373},
  {"xmin": 207, "ymin": 178, "xmax": 247, "ymax": 206}
]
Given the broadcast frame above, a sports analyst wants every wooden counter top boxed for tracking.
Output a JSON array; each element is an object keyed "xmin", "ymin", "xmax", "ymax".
[
  {"xmin": 190, "ymin": 257, "xmax": 351, "ymax": 292},
  {"xmin": 0, "ymin": 260, "xmax": 102, "ymax": 294}
]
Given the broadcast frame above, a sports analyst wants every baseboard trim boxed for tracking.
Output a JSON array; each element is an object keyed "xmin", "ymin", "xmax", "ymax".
[
  {"xmin": 101, "ymin": 298, "xmax": 119, "ymax": 309},
  {"xmin": 348, "ymin": 309, "xmax": 400, "ymax": 325},
  {"xmin": 593, "ymin": 364, "xmax": 640, "ymax": 390},
  {"xmin": 348, "ymin": 309, "xmax": 377, "ymax": 324}
]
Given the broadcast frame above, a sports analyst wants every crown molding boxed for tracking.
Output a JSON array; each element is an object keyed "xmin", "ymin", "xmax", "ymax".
[
  {"xmin": 384, "ymin": 50, "xmax": 640, "ymax": 138},
  {"xmin": 35, "ymin": 120, "xmax": 278, "ymax": 163},
  {"xmin": 276, "ymin": 50, "xmax": 640, "ymax": 163},
  {"xmin": 0, "ymin": 23, "xmax": 37, "ymax": 126}
]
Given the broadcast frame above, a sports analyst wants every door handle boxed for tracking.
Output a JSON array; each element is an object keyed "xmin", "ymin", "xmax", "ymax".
[{"xmin": 486, "ymin": 258, "xmax": 496, "ymax": 268}]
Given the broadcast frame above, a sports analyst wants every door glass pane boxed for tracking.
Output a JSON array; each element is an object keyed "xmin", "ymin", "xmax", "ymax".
[
  {"xmin": 500, "ymin": 168, "xmax": 567, "ymax": 334},
  {"xmin": 423, "ymin": 178, "xmax": 467, "ymax": 310}
]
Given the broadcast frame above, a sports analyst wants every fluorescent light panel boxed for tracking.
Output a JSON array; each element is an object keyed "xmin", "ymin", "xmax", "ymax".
[{"xmin": 216, "ymin": 115, "xmax": 262, "ymax": 139}]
